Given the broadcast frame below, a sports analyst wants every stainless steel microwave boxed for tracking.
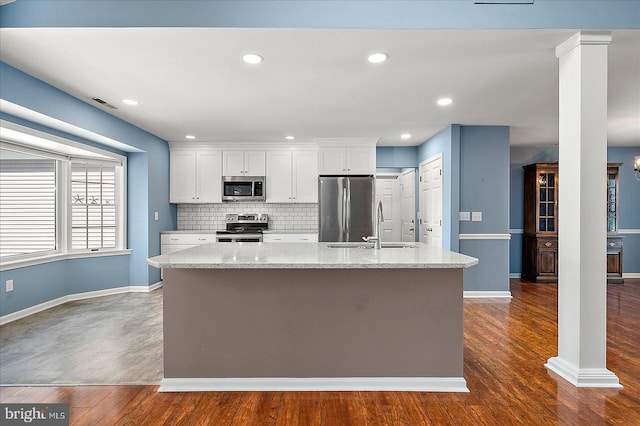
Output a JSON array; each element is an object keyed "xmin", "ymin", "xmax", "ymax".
[{"xmin": 222, "ymin": 176, "xmax": 265, "ymax": 202}]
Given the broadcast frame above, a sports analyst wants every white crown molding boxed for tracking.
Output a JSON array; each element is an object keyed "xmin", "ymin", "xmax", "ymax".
[
  {"xmin": 459, "ymin": 233, "xmax": 511, "ymax": 240},
  {"xmin": 168, "ymin": 141, "xmax": 318, "ymax": 150},
  {"xmin": 315, "ymin": 138, "xmax": 379, "ymax": 147},
  {"xmin": 545, "ymin": 357, "xmax": 622, "ymax": 388},
  {"xmin": 0, "ymin": 283, "xmax": 162, "ymax": 326},
  {"xmin": 556, "ymin": 31, "xmax": 612, "ymax": 58},
  {"xmin": 464, "ymin": 291, "xmax": 512, "ymax": 299},
  {"xmin": 159, "ymin": 377, "xmax": 469, "ymax": 392}
]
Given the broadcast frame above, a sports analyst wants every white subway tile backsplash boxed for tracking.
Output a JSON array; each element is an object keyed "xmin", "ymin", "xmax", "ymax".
[{"xmin": 177, "ymin": 203, "xmax": 318, "ymax": 231}]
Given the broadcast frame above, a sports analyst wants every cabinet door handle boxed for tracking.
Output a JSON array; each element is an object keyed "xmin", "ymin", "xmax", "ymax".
[
  {"xmin": 545, "ymin": 242, "xmax": 553, "ymax": 247},
  {"xmin": 609, "ymin": 242, "xmax": 616, "ymax": 247},
  {"xmin": 170, "ymin": 238, "xmax": 179, "ymax": 241}
]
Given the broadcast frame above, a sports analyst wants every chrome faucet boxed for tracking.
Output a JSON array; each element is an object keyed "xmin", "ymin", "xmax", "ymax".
[{"xmin": 363, "ymin": 200, "xmax": 384, "ymax": 249}]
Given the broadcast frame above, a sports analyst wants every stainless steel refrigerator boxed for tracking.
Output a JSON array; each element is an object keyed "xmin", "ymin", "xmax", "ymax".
[{"xmin": 318, "ymin": 175, "xmax": 375, "ymax": 242}]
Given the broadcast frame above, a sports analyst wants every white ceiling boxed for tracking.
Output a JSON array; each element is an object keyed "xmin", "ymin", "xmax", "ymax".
[{"xmin": 0, "ymin": 28, "xmax": 638, "ymax": 147}]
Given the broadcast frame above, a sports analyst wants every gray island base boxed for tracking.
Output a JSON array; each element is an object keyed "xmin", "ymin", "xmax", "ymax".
[{"xmin": 148, "ymin": 242, "xmax": 478, "ymax": 392}]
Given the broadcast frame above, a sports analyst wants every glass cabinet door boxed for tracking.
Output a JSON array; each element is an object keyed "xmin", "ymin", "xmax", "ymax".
[
  {"xmin": 538, "ymin": 172, "xmax": 556, "ymax": 232},
  {"xmin": 607, "ymin": 172, "xmax": 617, "ymax": 232}
]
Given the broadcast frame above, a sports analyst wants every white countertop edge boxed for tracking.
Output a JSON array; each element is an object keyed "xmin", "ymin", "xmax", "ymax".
[{"xmin": 148, "ymin": 260, "xmax": 478, "ymax": 269}]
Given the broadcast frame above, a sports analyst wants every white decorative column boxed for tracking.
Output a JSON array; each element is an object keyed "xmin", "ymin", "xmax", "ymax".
[{"xmin": 545, "ymin": 31, "xmax": 621, "ymax": 388}]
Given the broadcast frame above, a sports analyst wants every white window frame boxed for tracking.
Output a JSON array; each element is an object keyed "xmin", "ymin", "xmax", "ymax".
[{"xmin": 0, "ymin": 122, "xmax": 129, "ymax": 271}]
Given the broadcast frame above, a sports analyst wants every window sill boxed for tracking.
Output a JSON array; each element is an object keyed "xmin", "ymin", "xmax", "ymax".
[{"xmin": 0, "ymin": 249, "xmax": 133, "ymax": 272}]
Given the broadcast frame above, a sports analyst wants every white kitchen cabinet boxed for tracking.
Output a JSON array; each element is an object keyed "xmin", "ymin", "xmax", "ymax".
[
  {"xmin": 223, "ymin": 150, "xmax": 265, "ymax": 176},
  {"xmin": 266, "ymin": 150, "xmax": 318, "ymax": 203},
  {"xmin": 318, "ymin": 146, "xmax": 376, "ymax": 175},
  {"xmin": 160, "ymin": 233, "xmax": 217, "ymax": 279},
  {"xmin": 170, "ymin": 150, "xmax": 222, "ymax": 203},
  {"xmin": 262, "ymin": 233, "xmax": 318, "ymax": 242}
]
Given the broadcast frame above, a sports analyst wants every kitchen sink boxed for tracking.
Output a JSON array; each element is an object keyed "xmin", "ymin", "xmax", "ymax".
[{"xmin": 326, "ymin": 242, "xmax": 417, "ymax": 249}]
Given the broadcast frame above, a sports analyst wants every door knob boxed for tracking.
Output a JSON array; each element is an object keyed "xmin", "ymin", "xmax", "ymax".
[
  {"xmin": 427, "ymin": 227, "xmax": 433, "ymax": 232},
  {"xmin": 409, "ymin": 228, "xmax": 414, "ymax": 232}
]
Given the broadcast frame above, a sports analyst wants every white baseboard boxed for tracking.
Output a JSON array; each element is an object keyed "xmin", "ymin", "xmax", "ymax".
[
  {"xmin": 509, "ymin": 273, "xmax": 522, "ymax": 279},
  {"xmin": 545, "ymin": 357, "xmax": 622, "ymax": 388},
  {"xmin": 158, "ymin": 377, "xmax": 469, "ymax": 392},
  {"xmin": 622, "ymin": 273, "xmax": 640, "ymax": 279},
  {"xmin": 464, "ymin": 291, "xmax": 512, "ymax": 299},
  {"xmin": 0, "ymin": 283, "xmax": 163, "ymax": 326}
]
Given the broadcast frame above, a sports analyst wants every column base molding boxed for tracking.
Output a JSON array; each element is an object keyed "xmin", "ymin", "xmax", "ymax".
[{"xmin": 545, "ymin": 356, "xmax": 622, "ymax": 388}]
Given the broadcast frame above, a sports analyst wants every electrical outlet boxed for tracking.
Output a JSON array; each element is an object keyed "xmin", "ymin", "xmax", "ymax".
[
  {"xmin": 6, "ymin": 279, "xmax": 14, "ymax": 292},
  {"xmin": 472, "ymin": 211, "xmax": 483, "ymax": 222},
  {"xmin": 459, "ymin": 212, "xmax": 470, "ymax": 221},
  {"xmin": 154, "ymin": 212, "xmax": 159, "ymax": 221}
]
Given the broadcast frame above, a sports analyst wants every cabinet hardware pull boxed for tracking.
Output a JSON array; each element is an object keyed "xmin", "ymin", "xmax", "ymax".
[
  {"xmin": 609, "ymin": 242, "xmax": 616, "ymax": 247},
  {"xmin": 545, "ymin": 242, "xmax": 552, "ymax": 247}
]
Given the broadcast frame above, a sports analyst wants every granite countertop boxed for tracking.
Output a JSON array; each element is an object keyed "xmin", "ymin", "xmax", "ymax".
[{"xmin": 147, "ymin": 242, "xmax": 478, "ymax": 270}]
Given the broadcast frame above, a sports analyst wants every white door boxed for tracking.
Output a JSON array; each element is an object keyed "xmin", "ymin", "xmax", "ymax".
[
  {"xmin": 196, "ymin": 150, "xmax": 222, "ymax": 203},
  {"xmin": 375, "ymin": 175, "xmax": 401, "ymax": 242},
  {"xmin": 400, "ymin": 169, "xmax": 416, "ymax": 242},
  {"xmin": 244, "ymin": 150, "xmax": 266, "ymax": 175},
  {"xmin": 169, "ymin": 150, "xmax": 197, "ymax": 203},
  {"xmin": 266, "ymin": 151, "xmax": 293, "ymax": 202},
  {"xmin": 223, "ymin": 150, "xmax": 245, "ymax": 175},
  {"xmin": 292, "ymin": 150, "xmax": 318, "ymax": 202},
  {"xmin": 419, "ymin": 155, "xmax": 443, "ymax": 247}
]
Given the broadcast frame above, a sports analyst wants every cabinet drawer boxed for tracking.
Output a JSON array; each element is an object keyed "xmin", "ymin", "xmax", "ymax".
[
  {"xmin": 263, "ymin": 233, "xmax": 318, "ymax": 243},
  {"xmin": 537, "ymin": 239, "xmax": 557, "ymax": 249},
  {"xmin": 161, "ymin": 234, "xmax": 217, "ymax": 245}
]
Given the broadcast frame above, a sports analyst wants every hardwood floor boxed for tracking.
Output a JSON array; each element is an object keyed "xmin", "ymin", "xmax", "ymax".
[{"xmin": 2, "ymin": 279, "xmax": 639, "ymax": 425}]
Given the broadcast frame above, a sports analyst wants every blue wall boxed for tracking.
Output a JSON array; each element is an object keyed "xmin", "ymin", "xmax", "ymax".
[
  {"xmin": 0, "ymin": 62, "xmax": 176, "ymax": 317},
  {"xmin": 1, "ymin": 1, "xmax": 637, "ymax": 29},
  {"xmin": 458, "ymin": 126, "xmax": 510, "ymax": 293},
  {"xmin": 376, "ymin": 146, "xmax": 418, "ymax": 169},
  {"xmin": 509, "ymin": 145, "xmax": 640, "ymax": 276}
]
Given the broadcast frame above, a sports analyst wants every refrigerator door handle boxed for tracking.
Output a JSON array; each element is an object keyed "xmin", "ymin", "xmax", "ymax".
[
  {"xmin": 345, "ymin": 178, "xmax": 351, "ymax": 239},
  {"xmin": 341, "ymin": 178, "xmax": 347, "ymax": 239}
]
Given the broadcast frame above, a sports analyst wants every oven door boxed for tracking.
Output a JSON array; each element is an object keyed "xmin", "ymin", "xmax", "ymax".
[{"xmin": 216, "ymin": 234, "xmax": 262, "ymax": 243}]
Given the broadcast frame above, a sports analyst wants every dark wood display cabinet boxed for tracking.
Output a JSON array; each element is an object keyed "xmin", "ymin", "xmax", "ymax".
[{"xmin": 521, "ymin": 163, "xmax": 623, "ymax": 284}]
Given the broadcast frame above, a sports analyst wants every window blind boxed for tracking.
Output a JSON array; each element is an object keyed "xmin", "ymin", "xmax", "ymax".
[
  {"xmin": 71, "ymin": 162, "xmax": 116, "ymax": 250},
  {"xmin": 0, "ymin": 155, "xmax": 57, "ymax": 258}
]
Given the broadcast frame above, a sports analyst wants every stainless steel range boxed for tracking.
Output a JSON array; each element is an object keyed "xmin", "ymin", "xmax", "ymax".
[{"xmin": 215, "ymin": 213, "xmax": 268, "ymax": 242}]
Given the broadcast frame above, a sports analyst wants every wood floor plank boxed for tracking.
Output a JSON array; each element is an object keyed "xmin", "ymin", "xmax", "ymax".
[{"xmin": 1, "ymin": 279, "xmax": 639, "ymax": 425}]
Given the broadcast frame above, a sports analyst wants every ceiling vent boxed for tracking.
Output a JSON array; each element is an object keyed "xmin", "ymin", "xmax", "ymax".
[{"xmin": 89, "ymin": 97, "xmax": 118, "ymax": 109}]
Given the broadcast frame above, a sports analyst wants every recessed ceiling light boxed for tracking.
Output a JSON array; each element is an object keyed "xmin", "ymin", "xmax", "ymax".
[
  {"xmin": 437, "ymin": 98, "xmax": 453, "ymax": 106},
  {"xmin": 185, "ymin": 135, "xmax": 196, "ymax": 140},
  {"xmin": 122, "ymin": 99, "xmax": 138, "ymax": 106},
  {"xmin": 401, "ymin": 133, "xmax": 412, "ymax": 140},
  {"xmin": 367, "ymin": 53, "xmax": 388, "ymax": 64},
  {"xmin": 243, "ymin": 53, "xmax": 263, "ymax": 64},
  {"xmin": 285, "ymin": 136, "xmax": 295, "ymax": 140}
]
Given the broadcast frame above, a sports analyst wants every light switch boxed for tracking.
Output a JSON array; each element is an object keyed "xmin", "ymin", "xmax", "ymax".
[
  {"xmin": 459, "ymin": 212, "xmax": 470, "ymax": 221},
  {"xmin": 154, "ymin": 212, "xmax": 159, "ymax": 221},
  {"xmin": 6, "ymin": 280, "xmax": 13, "ymax": 292},
  {"xmin": 472, "ymin": 211, "xmax": 483, "ymax": 222}
]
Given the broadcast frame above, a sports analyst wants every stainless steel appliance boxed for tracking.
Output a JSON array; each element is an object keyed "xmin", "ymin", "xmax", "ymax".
[
  {"xmin": 222, "ymin": 176, "xmax": 265, "ymax": 202},
  {"xmin": 216, "ymin": 213, "xmax": 268, "ymax": 242},
  {"xmin": 318, "ymin": 175, "xmax": 374, "ymax": 242}
]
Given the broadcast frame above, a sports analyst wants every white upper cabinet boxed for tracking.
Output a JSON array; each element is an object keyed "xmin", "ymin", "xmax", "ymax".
[
  {"xmin": 317, "ymin": 139, "xmax": 377, "ymax": 175},
  {"xmin": 223, "ymin": 150, "xmax": 265, "ymax": 176},
  {"xmin": 292, "ymin": 150, "xmax": 318, "ymax": 202},
  {"xmin": 266, "ymin": 150, "xmax": 318, "ymax": 203},
  {"xmin": 170, "ymin": 150, "xmax": 222, "ymax": 203}
]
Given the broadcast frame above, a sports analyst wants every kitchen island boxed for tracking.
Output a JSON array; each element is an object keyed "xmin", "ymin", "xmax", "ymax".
[{"xmin": 148, "ymin": 242, "xmax": 478, "ymax": 392}]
